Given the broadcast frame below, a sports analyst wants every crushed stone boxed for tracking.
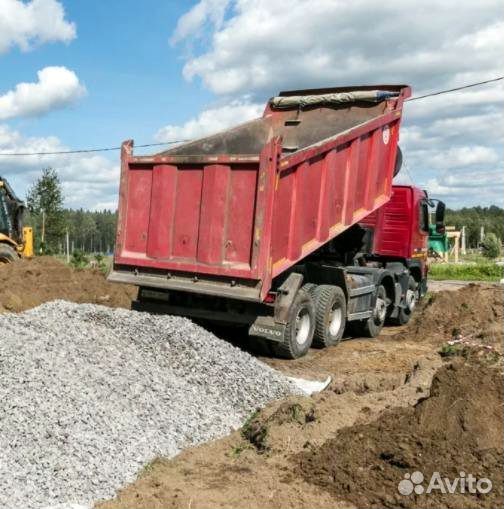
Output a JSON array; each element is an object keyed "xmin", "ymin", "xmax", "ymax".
[{"xmin": 0, "ymin": 300, "xmax": 299, "ymax": 509}]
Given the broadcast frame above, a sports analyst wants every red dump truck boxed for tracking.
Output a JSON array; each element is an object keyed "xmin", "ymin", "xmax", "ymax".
[{"xmin": 109, "ymin": 85, "xmax": 445, "ymax": 358}]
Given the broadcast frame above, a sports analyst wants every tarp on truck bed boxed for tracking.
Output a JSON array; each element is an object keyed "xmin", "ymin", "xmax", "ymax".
[{"xmin": 269, "ymin": 90, "xmax": 399, "ymax": 109}]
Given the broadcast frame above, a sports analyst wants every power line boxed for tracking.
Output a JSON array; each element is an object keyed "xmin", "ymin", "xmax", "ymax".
[
  {"xmin": 0, "ymin": 140, "xmax": 186, "ymax": 157},
  {"xmin": 407, "ymin": 76, "xmax": 504, "ymax": 101},
  {"xmin": 0, "ymin": 76, "xmax": 502, "ymax": 157},
  {"xmin": 401, "ymin": 159, "xmax": 417, "ymax": 186}
]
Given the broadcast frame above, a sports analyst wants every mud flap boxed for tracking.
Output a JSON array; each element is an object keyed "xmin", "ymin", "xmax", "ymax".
[{"xmin": 249, "ymin": 316, "xmax": 286, "ymax": 343}]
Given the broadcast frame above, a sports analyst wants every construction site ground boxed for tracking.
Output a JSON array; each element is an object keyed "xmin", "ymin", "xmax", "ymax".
[{"xmin": 0, "ymin": 257, "xmax": 502, "ymax": 509}]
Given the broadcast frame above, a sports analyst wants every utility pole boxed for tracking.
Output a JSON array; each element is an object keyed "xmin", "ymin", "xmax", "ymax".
[
  {"xmin": 66, "ymin": 228, "xmax": 70, "ymax": 264},
  {"xmin": 40, "ymin": 209, "xmax": 46, "ymax": 254}
]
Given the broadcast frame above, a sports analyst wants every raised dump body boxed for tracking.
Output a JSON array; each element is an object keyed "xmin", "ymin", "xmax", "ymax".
[{"xmin": 109, "ymin": 85, "xmax": 411, "ymax": 302}]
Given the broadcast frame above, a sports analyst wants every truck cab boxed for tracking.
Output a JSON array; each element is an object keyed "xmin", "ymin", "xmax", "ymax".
[
  {"xmin": 357, "ymin": 184, "xmax": 445, "ymax": 320},
  {"xmin": 360, "ymin": 185, "xmax": 431, "ymax": 292}
]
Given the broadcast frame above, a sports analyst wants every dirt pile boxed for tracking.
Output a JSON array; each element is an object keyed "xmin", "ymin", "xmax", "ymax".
[
  {"xmin": 97, "ymin": 285, "xmax": 502, "ymax": 509},
  {"xmin": 397, "ymin": 283, "xmax": 502, "ymax": 346},
  {"xmin": 299, "ymin": 361, "xmax": 504, "ymax": 509},
  {"xmin": 0, "ymin": 256, "xmax": 135, "ymax": 312}
]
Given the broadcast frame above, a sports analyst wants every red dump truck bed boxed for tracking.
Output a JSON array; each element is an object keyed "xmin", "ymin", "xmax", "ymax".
[{"xmin": 110, "ymin": 85, "xmax": 411, "ymax": 301}]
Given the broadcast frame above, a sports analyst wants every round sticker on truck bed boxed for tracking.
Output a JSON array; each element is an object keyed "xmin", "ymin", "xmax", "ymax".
[{"xmin": 382, "ymin": 126, "xmax": 390, "ymax": 145}]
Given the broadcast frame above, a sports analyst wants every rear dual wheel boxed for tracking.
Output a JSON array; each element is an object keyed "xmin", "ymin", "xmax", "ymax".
[
  {"xmin": 273, "ymin": 283, "xmax": 347, "ymax": 359},
  {"xmin": 308, "ymin": 285, "xmax": 347, "ymax": 348},
  {"xmin": 273, "ymin": 289, "xmax": 315, "ymax": 359}
]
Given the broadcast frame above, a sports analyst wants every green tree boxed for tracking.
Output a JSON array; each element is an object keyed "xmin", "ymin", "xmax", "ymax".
[
  {"xmin": 481, "ymin": 233, "xmax": 501, "ymax": 259},
  {"xmin": 26, "ymin": 168, "xmax": 66, "ymax": 253},
  {"xmin": 80, "ymin": 214, "xmax": 98, "ymax": 252},
  {"xmin": 445, "ymin": 206, "xmax": 504, "ymax": 249}
]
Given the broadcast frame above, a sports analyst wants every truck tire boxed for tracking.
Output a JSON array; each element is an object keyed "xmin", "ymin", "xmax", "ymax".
[
  {"xmin": 302, "ymin": 282, "xmax": 317, "ymax": 294},
  {"xmin": 350, "ymin": 285, "xmax": 387, "ymax": 338},
  {"xmin": 310, "ymin": 285, "xmax": 346, "ymax": 348},
  {"xmin": 389, "ymin": 276, "xmax": 417, "ymax": 326},
  {"xmin": 0, "ymin": 243, "xmax": 18, "ymax": 263},
  {"xmin": 273, "ymin": 289, "xmax": 315, "ymax": 359}
]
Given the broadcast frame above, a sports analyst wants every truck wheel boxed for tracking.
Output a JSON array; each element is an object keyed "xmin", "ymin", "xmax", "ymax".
[
  {"xmin": 310, "ymin": 285, "xmax": 346, "ymax": 348},
  {"xmin": 351, "ymin": 285, "xmax": 387, "ymax": 338},
  {"xmin": 273, "ymin": 289, "xmax": 315, "ymax": 359},
  {"xmin": 302, "ymin": 282, "xmax": 317, "ymax": 294},
  {"xmin": 389, "ymin": 276, "xmax": 417, "ymax": 326},
  {"xmin": 0, "ymin": 243, "xmax": 18, "ymax": 264}
]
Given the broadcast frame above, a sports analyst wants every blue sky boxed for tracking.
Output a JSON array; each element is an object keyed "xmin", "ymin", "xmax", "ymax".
[
  {"xmin": 1, "ymin": 1, "xmax": 211, "ymax": 147},
  {"xmin": 0, "ymin": 0, "xmax": 502, "ymax": 209}
]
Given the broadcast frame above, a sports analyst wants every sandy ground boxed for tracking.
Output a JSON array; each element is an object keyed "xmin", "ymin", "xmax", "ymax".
[
  {"xmin": 428, "ymin": 280, "xmax": 494, "ymax": 292},
  {"xmin": 0, "ymin": 256, "xmax": 136, "ymax": 312},
  {"xmin": 0, "ymin": 258, "xmax": 501, "ymax": 509},
  {"xmin": 96, "ymin": 283, "xmax": 503, "ymax": 509}
]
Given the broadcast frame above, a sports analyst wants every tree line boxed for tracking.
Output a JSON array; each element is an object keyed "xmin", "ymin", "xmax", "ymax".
[
  {"xmin": 26, "ymin": 168, "xmax": 117, "ymax": 254},
  {"xmin": 23, "ymin": 167, "xmax": 504, "ymax": 255},
  {"xmin": 445, "ymin": 205, "xmax": 504, "ymax": 249}
]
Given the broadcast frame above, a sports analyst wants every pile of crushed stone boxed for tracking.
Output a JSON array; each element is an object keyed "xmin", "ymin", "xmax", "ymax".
[
  {"xmin": 0, "ymin": 301, "xmax": 299, "ymax": 509},
  {"xmin": 298, "ymin": 361, "xmax": 503, "ymax": 509}
]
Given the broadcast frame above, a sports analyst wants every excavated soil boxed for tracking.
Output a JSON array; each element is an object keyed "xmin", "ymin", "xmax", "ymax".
[
  {"xmin": 0, "ymin": 256, "xmax": 136, "ymax": 312},
  {"xmin": 0, "ymin": 260, "xmax": 500, "ymax": 509},
  {"xmin": 98, "ymin": 284, "xmax": 503, "ymax": 509},
  {"xmin": 397, "ymin": 283, "xmax": 502, "ymax": 345},
  {"xmin": 299, "ymin": 361, "xmax": 503, "ymax": 509}
]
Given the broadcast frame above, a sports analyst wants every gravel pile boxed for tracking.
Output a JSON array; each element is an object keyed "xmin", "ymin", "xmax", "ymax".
[{"xmin": 0, "ymin": 301, "xmax": 299, "ymax": 509}]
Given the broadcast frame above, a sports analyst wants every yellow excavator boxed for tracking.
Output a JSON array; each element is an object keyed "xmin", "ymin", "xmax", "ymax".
[{"xmin": 0, "ymin": 177, "xmax": 33, "ymax": 263}]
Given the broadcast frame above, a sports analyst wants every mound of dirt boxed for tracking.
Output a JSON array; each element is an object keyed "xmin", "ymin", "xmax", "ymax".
[
  {"xmin": 298, "ymin": 361, "xmax": 503, "ymax": 509},
  {"xmin": 396, "ymin": 284, "xmax": 502, "ymax": 346},
  {"xmin": 0, "ymin": 256, "xmax": 136, "ymax": 312},
  {"xmin": 97, "ymin": 285, "xmax": 502, "ymax": 509}
]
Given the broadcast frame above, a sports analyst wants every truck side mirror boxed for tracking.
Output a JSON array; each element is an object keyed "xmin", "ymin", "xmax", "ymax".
[{"xmin": 435, "ymin": 201, "xmax": 446, "ymax": 234}]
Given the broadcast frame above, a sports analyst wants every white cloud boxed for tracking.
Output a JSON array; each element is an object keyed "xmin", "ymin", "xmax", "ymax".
[
  {"xmin": 0, "ymin": 124, "xmax": 118, "ymax": 210},
  {"xmin": 404, "ymin": 82, "xmax": 504, "ymax": 120},
  {"xmin": 0, "ymin": 0, "xmax": 76, "ymax": 53},
  {"xmin": 166, "ymin": 0, "xmax": 504, "ymax": 208},
  {"xmin": 0, "ymin": 66, "xmax": 86, "ymax": 120},
  {"xmin": 426, "ymin": 169, "xmax": 504, "ymax": 206},
  {"xmin": 428, "ymin": 111, "xmax": 504, "ymax": 141},
  {"xmin": 170, "ymin": 0, "xmax": 229, "ymax": 45},
  {"xmin": 155, "ymin": 99, "xmax": 263, "ymax": 141},
  {"xmin": 175, "ymin": 0, "xmax": 503, "ymax": 96},
  {"xmin": 426, "ymin": 146, "xmax": 500, "ymax": 170}
]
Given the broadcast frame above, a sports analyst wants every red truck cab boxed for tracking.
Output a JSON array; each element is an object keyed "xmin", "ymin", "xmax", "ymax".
[{"xmin": 360, "ymin": 185, "xmax": 430, "ymax": 290}]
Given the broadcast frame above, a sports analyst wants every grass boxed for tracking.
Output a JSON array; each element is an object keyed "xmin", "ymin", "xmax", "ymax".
[
  {"xmin": 458, "ymin": 252, "xmax": 492, "ymax": 264},
  {"xmin": 53, "ymin": 253, "xmax": 113, "ymax": 273},
  {"xmin": 137, "ymin": 457, "xmax": 164, "ymax": 478},
  {"xmin": 429, "ymin": 262, "xmax": 502, "ymax": 282},
  {"xmin": 228, "ymin": 442, "xmax": 252, "ymax": 458}
]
